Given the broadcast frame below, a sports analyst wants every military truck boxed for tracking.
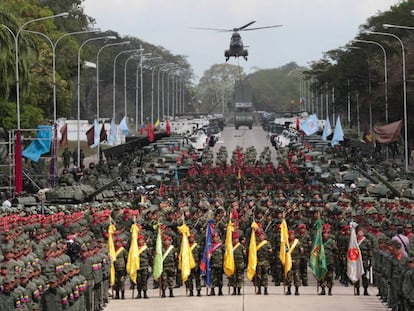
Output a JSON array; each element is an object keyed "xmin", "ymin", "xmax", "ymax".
[{"xmin": 233, "ymin": 80, "xmax": 254, "ymax": 130}]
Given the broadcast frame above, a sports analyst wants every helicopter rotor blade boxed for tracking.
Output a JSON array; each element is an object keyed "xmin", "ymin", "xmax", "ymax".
[
  {"xmin": 235, "ymin": 21, "xmax": 256, "ymax": 31},
  {"xmin": 189, "ymin": 26, "xmax": 232, "ymax": 32},
  {"xmin": 241, "ymin": 24, "xmax": 283, "ymax": 31}
]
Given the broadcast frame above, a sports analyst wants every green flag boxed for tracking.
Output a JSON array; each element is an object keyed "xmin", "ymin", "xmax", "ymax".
[
  {"xmin": 309, "ymin": 219, "xmax": 327, "ymax": 280},
  {"xmin": 153, "ymin": 223, "xmax": 163, "ymax": 279}
]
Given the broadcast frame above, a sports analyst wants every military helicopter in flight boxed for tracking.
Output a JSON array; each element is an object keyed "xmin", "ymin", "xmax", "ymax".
[{"xmin": 191, "ymin": 21, "xmax": 282, "ymax": 61}]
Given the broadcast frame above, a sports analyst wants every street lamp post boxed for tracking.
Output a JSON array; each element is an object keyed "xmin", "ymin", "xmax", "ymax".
[
  {"xmin": 367, "ymin": 31, "xmax": 408, "ymax": 171},
  {"xmin": 77, "ymin": 35, "xmax": 116, "ymax": 166},
  {"xmin": 95, "ymin": 41, "xmax": 130, "ymax": 160},
  {"xmin": 135, "ymin": 52, "xmax": 152, "ymax": 130},
  {"xmin": 352, "ymin": 39, "xmax": 388, "ymax": 124},
  {"xmin": 151, "ymin": 63, "xmax": 169, "ymax": 124},
  {"xmin": 157, "ymin": 63, "xmax": 175, "ymax": 121},
  {"xmin": 123, "ymin": 53, "xmax": 140, "ymax": 119},
  {"xmin": 161, "ymin": 65, "xmax": 179, "ymax": 120},
  {"xmin": 112, "ymin": 48, "xmax": 142, "ymax": 125},
  {"xmin": 2, "ymin": 12, "xmax": 69, "ymax": 194}
]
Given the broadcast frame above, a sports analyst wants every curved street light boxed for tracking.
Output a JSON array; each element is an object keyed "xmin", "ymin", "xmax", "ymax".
[
  {"xmin": 367, "ymin": 30, "xmax": 408, "ymax": 172},
  {"xmin": 2, "ymin": 12, "xmax": 69, "ymax": 194}
]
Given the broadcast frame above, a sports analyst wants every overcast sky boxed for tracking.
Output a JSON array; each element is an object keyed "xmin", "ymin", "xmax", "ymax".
[{"xmin": 82, "ymin": 0, "xmax": 400, "ymax": 82}]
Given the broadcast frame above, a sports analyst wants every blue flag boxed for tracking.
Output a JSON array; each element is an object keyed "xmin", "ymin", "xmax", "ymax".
[
  {"xmin": 322, "ymin": 116, "xmax": 332, "ymax": 141},
  {"xmin": 175, "ymin": 167, "xmax": 180, "ymax": 187},
  {"xmin": 22, "ymin": 125, "xmax": 52, "ymax": 162},
  {"xmin": 300, "ymin": 114, "xmax": 319, "ymax": 136},
  {"xmin": 119, "ymin": 116, "xmax": 129, "ymax": 136},
  {"xmin": 108, "ymin": 119, "xmax": 117, "ymax": 145},
  {"xmin": 200, "ymin": 220, "xmax": 214, "ymax": 287},
  {"xmin": 331, "ymin": 115, "xmax": 344, "ymax": 146}
]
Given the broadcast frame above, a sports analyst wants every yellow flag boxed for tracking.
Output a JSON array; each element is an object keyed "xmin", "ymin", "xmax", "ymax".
[
  {"xmin": 178, "ymin": 223, "xmax": 195, "ymax": 283},
  {"xmin": 108, "ymin": 223, "xmax": 116, "ymax": 287},
  {"xmin": 140, "ymin": 195, "xmax": 145, "ymax": 204},
  {"xmin": 279, "ymin": 219, "xmax": 292, "ymax": 278},
  {"xmin": 247, "ymin": 221, "xmax": 259, "ymax": 281},
  {"xmin": 223, "ymin": 220, "xmax": 235, "ymax": 277},
  {"xmin": 126, "ymin": 224, "xmax": 140, "ymax": 284},
  {"xmin": 154, "ymin": 118, "xmax": 160, "ymax": 128}
]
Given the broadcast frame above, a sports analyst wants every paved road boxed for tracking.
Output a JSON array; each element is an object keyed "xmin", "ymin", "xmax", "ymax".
[{"xmin": 106, "ymin": 276, "xmax": 387, "ymax": 311}]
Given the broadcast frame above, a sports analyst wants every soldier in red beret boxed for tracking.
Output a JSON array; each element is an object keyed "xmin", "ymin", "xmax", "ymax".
[
  {"xmin": 229, "ymin": 231, "xmax": 245, "ymax": 295},
  {"xmin": 161, "ymin": 235, "xmax": 177, "ymax": 298}
]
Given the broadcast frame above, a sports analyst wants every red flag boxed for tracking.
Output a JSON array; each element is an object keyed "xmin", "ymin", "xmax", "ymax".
[
  {"xmin": 159, "ymin": 182, "xmax": 164, "ymax": 196},
  {"xmin": 296, "ymin": 117, "xmax": 300, "ymax": 131},
  {"xmin": 166, "ymin": 118, "xmax": 171, "ymax": 135},
  {"xmin": 148, "ymin": 122, "xmax": 154, "ymax": 142},
  {"xmin": 59, "ymin": 123, "xmax": 68, "ymax": 147},
  {"xmin": 374, "ymin": 120, "xmax": 401, "ymax": 144},
  {"xmin": 15, "ymin": 130, "xmax": 23, "ymax": 194},
  {"xmin": 86, "ymin": 125, "xmax": 94, "ymax": 146},
  {"xmin": 100, "ymin": 123, "xmax": 107, "ymax": 142},
  {"xmin": 140, "ymin": 125, "xmax": 146, "ymax": 135}
]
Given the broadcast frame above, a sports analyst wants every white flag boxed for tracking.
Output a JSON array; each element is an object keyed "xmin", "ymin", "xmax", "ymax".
[
  {"xmin": 346, "ymin": 221, "xmax": 364, "ymax": 283},
  {"xmin": 322, "ymin": 116, "xmax": 332, "ymax": 141}
]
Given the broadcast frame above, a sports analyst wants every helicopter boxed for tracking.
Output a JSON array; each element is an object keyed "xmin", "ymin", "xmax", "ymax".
[{"xmin": 191, "ymin": 21, "xmax": 282, "ymax": 61}]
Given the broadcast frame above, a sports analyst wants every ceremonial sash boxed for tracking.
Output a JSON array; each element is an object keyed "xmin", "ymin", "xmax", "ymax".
[
  {"xmin": 138, "ymin": 245, "xmax": 148, "ymax": 256},
  {"xmin": 114, "ymin": 247, "xmax": 124, "ymax": 260},
  {"xmin": 211, "ymin": 242, "xmax": 222, "ymax": 253},
  {"xmin": 290, "ymin": 239, "xmax": 299, "ymax": 253},
  {"xmin": 256, "ymin": 240, "xmax": 268, "ymax": 251},
  {"xmin": 190, "ymin": 243, "xmax": 198, "ymax": 251},
  {"xmin": 162, "ymin": 245, "xmax": 174, "ymax": 262},
  {"xmin": 357, "ymin": 237, "xmax": 366, "ymax": 246},
  {"xmin": 233, "ymin": 242, "xmax": 241, "ymax": 251}
]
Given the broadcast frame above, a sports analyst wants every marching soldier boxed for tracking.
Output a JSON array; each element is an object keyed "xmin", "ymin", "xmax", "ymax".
[
  {"xmin": 296, "ymin": 223, "xmax": 311, "ymax": 286},
  {"xmin": 319, "ymin": 225, "xmax": 338, "ymax": 295},
  {"xmin": 161, "ymin": 235, "xmax": 177, "ymax": 298},
  {"xmin": 229, "ymin": 231, "xmax": 246, "ymax": 295},
  {"xmin": 209, "ymin": 232, "xmax": 224, "ymax": 296},
  {"xmin": 186, "ymin": 232, "xmax": 202, "ymax": 297},
  {"xmin": 136, "ymin": 234, "xmax": 152, "ymax": 299},
  {"xmin": 285, "ymin": 229, "xmax": 303, "ymax": 296},
  {"xmin": 113, "ymin": 239, "xmax": 128, "ymax": 300},
  {"xmin": 255, "ymin": 229, "xmax": 272, "ymax": 295},
  {"xmin": 353, "ymin": 226, "xmax": 372, "ymax": 296}
]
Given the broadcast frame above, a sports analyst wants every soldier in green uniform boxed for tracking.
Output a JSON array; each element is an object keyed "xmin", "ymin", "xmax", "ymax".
[
  {"xmin": 39, "ymin": 275, "xmax": 63, "ymax": 311},
  {"xmin": 388, "ymin": 240, "xmax": 406, "ymax": 310},
  {"xmin": 354, "ymin": 226, "xmax": 372, "ymax": 296},
  {"xmin": 209, "ymin": 232, "xmax": 224, "ymax": 296},
  {"xmin": 186, "ymin": 232, "xmax": 202, "ymax": 297},
  {"xmin": 161, "ymin": 235, "xmax": 177, "ymax": 298},
  {"xmin": 401, "ymin": 257, "xmax": 414, "ymax": 311},
  {"xmin": 136, "ymin": 234, "xmax": 152, "ymax": 299},
  {"xmin": 229, "ymin": 231, "xmax": 245, "ymax": 296},
  {"xmin": 113, "ymin": 239, "xmax": 128, "ymax": 300},
  {"xmin": 0, "ymin": 277, "xmax": 15, "ymax": 311},
  {"xmin": 285, "ymin": 229, "xmax": 303, "ymax": 296},
  {"xmin": 296, "ymin": 223, "xmax": 311, "ymax": 286},
  {"xmin": 319, "ymin": 225, "xmax": 338, "ymax": 295},
  {"xmin": 255, "ymin": 229, "xmax": 272, "ymax": 295}
]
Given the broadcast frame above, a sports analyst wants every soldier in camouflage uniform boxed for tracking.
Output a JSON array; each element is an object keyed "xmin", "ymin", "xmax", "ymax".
[
  {"xmin": 388, "ymin": 240, "xmax": 406, "ymax": 310},
  {"xmin": 319, "ymin": 225, "xmax": 337, "ymax": 295},
  {"xmin": 113, "ymin": 239, "xmax": 128, "ymax": 300},
  {"xmin": 161, "ymin": 235, "xmax": 177, "ymax": 298},
  {"xmin": 401, "ymin": 257, "xmax": 414, "ymax": 311},
  {"xmin": 354, "ymin": 227, "xmax": 372, "ymax": 296},
  {"xmin": 135, "ymin": 234, "xmax": 152, "ymax": 299},
  {"xmin": 229, "ymin": 231, "xmax": 245, "ymax": 295},
  {"xmin": 209, "ymin": 232, "xmax": 224, "ymax": 296},
  {"xmin": 296, "ymin": 223, "xmax": 311, "ymax": 286},
  {"xmin": 285, "ymin": 229, "xmax": 303, "ymax": 296},
  {"xmin": 255, "ymin": 229, "xmax": 272, "ymax": 295},
  {"xmin": 186, "ymin": 232, "xmax": 202, "ymax": 296}
]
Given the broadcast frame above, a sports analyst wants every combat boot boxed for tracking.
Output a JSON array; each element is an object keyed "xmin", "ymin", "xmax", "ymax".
[
  {"xmin": 256, "ymin": 286, "xmax": 261, "ymax": 295},
  {"xmin": 121, "ymin": 291, "xmax": 125, "ymax": 299},
  {"xmin": 295, "ymin": 287, "xmax": 300, "ymax": 296},
  {"xmin": 232, "ymin": 287, "xmax": 237, "ymax": 295},
  {"xmin": 237, "ymin": 287, "xmax": 241, "ymax": 295},
  {"xmin": 169, "ymin": 289, "xmax": 174, "ymax": 298},
  {"xmin": 115, "ymin": 290, "xmax": 120, "ymax": 299},
  {"xmin": 363, "ymin": 288, "xmax": 369, "ymax": 296},
  {"xmin": 189, "ymin": 290, "xmax": 194, "ymax": 297},
  {"xmin": 285, "ymin": 287, "xmax": 291, "ymax": 295},
  {"xmin": 264, "ymin": 287, "xmax": 268, "ymax": 295},
  {"xmin": 161, "ymin": 289, "xmax": 166, "ymax": 298},
  {"xmin": 355, "ymin": 287, "xmax": 360, "ymax": 296},
  {"xmin": 135, "ymin": 290, "xmax": 142, "ymax": 299},
  {"xmin": 328, "ymin": 288, "xmax": 332, "ymax": 296},
  {"xmin": 218, "ymin": 287, "xmax": 223, "ymax": 296},
  {"xmin": 209, "ymin": 288, "xmax": 215, "ymax": 296},
  {"xmin": 319, "ymin": 287, "xmax": 325, "ymax": 295},
  {"xmin": 197, "ymin": 289, "xmax": 202, "ymax": 297},
  {"xmin": 143, "ymin": 290, "xmax": 149, "ymax": 299}
]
